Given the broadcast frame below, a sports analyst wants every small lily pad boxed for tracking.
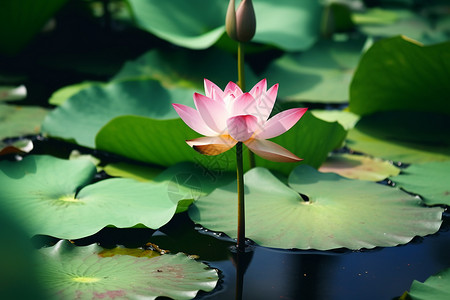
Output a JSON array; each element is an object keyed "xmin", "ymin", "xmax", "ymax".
[
  {"xmin": 189, "ymin": 166, "xmax": 443, "ymax": 250},
  {"xmin": 0, "ymin": 155, "xmax": 200, "ymax": 239},
  {"xmin": 37, "ymin": 240, "xmax": 218, "ymax": 300},
  {"xmin": 319, "ymin": 154, "xmax": 400, "ymax": 181},
  {"xmin": 408, "ymin": 268, "xmax": 450, "ymax": 300},
  {"xmin": 390, "ymin": 161, "xmax": 450, "ymax": 206},
  {"xmin": 0, "ymin": 104, "xmax": 48, "ymax": 140}
]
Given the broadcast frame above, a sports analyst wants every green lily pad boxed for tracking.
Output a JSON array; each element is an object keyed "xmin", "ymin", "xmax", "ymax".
[
  {"xmin": 113, "ymin": 48, "xmax": 258, "ymax": 90},
  {"xmin": 0, "ymin": 155, "xmax": 197, "ymax": 239},
  {"xmin": 311, "ymin": 109, "xmax": 360, "ymax": 130},
  {"xmin": 0, "ymin": 104, "xmax": 48, "ymax": 140},
  {"xmin": 346, "ymin": 111, "xmax": 450, "ymax": 163},
  {"xmin": 126, "ymin": 0, "xmax": 321, "ymax": 51},
  {"xmin": 349, "ymin": 36, "xmax": 450, "ymax": 116},
  {"xmin": 37, "ymin": 240, "xmax": 218, "ymax": 300},
  {"xmin": 265, "ymin": 38, "xmax": 364, "ymax": 103},
  {"xmin": 41, "ymin": 79, "xmax": 195, "ymax": 147},
  {"xmin": 408, "ymin": 268, "xmax": 450, "ymax": 300},
  {"xmin": 319, "ymin": 153, "xmax": 400, "ymax": 181},
  {"xmin": 103, "ymin": 162, "xmax": 164, "ymax": 182},
  {"xmin": 96, "ymin": 111, "xmax": 346, "ymax": 174},
  {"xmin": 189, "ymin": 166, "xmax": 443, "ymax": 250},
  {"xmin": 390, "ymin": 161, "xmax": 450, "ymax": 206},
  {"xmin": 48, "ymin": 81, "xmax": 101, "ymax": 106}
]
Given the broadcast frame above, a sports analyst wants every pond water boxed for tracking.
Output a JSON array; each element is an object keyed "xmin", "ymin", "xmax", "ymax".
[{"xmin": 37, "ymin": 210, "xmax": 448, "ymax": 300}]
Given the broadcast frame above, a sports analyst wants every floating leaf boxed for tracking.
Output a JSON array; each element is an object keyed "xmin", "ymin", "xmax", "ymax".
[
  {"xmin": 41, "ymin": 79, "xmax": 195, "ymax": 147},
  {"xmin": 311, "ymin": 110, "xmax": 360, "ymax": 130},
  {"xmin": 189, "ymin": 166, "xmax": 443, "ymax": 250},
  {"xmin": 0, "ymin": 155, "xmax": 191, "ymax": 239},
  {"xmin": 408, "ymin": 268, "xmax": 450, "ymax": 300},
  {"xmin": 37, "ymin": 240, "xmax": 218, "ymax": 300},
  {"xmin": 346, "ymin": 111, "xmax": 450, "ymax": 163},
  {"xmin": 126, "ymin": 0, "xmax": 321, "ymax": 51},
  {"xmin": 265, "ymin": 38, "xmax": 364, "ymax": 103},
  {"xmin": 0, "ymin": 104, "xmax": 48, "ymax": 140},
  {"xmin": 96, "ymin": 111, "xmax": 346, "ymax": 174},
  {"xmin": 349, "ymin": 36, "xmax": 450, "ymax": 116},
  {"xmin": 48, "ymin": 81, "xmax": 101, "ymax": 106},
  {"xmin": 319, "ymin": 153, "xmax": 400, "ymax": 181},
  {"xmin": 391, "ymin": 161, "xmax": 450, "ymax": 206},
  {"xmin": 113, "ymin": 48, "xmax": 258, "ymax": 90}
]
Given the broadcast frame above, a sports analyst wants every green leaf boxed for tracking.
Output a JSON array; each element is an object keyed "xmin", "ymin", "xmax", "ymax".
[
  {"xmin": 346, "ymin": 111, "xmax": 450, "ymax": 163},
  {"xmin": 0, "ymin": 104, "xmax": 48, "ymax": 140},
  {"xmin": 189, "ymin": 166, "xmax": 443, "ymax": 250},
  {"xmin": 409, "ymin": 268, "xmax": 450, "ymax": 300},
  {"xmin": 264, "ymin": 38, "xmax": 364, "ymax": 103},
  {"xmin": 96, "ymin": 111, "xmax": 346, "ymax": 174},
  {"xmin": 355, "ymin": 9, "xmax": 450, "ymax": 45},
  {"xmin": 48, "ymin": 81, "xmax": 101, "ymax": 106},
  {"xmin": 349, "ymin": 36, "xmax": 450, "ymax": 116},
  {"xmin": 311, "ymin": 109, "xmax": 360, "ymax": 130},
  {"xmin": 41, "ymin": 79, "xmax": 195, "ymax": 148},
  {"xmin": 0, "ymin": 155, "xmax": 188, "ymax": 239},
  {"xmin": 319, "ymin": 153, "xmax": 400, "ymax": 181},
  {"xmin": 127, "ymin": 0, "xmax": 226, "ymax": 49},
  {"xmin": 37, "ymin": 240, "xmax": 218, "ymax": 300},
  {"xmin": 390, "ymin": 161, "xmax": 450, "ymax": 206},
  {"xmin": 113, "ymin": 48, "xmax": 258, "ymax": 90},
  {"xmin": 126, "ymin": 0, "xmax": 321, "ymax": 51},
  {"xmin": 0, "ymin": 0, "xmax": 68, "ymax": 55}
]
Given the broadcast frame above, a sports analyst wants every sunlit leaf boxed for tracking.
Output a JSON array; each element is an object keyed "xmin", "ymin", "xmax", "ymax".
[
  {"xmin": 349, "ymin": 36, "xmax": 450, "ymax": 116},
  {"xmin": 0, "ymin": 104, "xmax": 48, "ymax": 140},
  {"xmin": 265, "ymin": 38, "xmax": 364, "ymax": 103},
  {"xmin": 37, "ymin": 240, "xmax": 218, "ymax": 300},
  {"xmin": 311, "ymin": 110, "xmax": 359, "ymax": 130},
  {"xmin": 48, "ymin": 81, "xmax": 101, "ymax": 106},
  {"xmin": 0, "ymin": 155, "xmax": 187, "ymax": 239},
  {"xmin": 96, "ymin": 111, "xmax": 346, "ymax": 174},
  {"xmin": 391, "ymin": 161, "xmax": 450, "ymax": 206},
  {"xmin": 408, "ymin": 268, "xmax": 450, "ymax": 300},
  {"xmin": 319, "ymin": 153, "xmax": 400, "ymax": 181},
  {"xmin": 189, "ymin": 166, "xmax": 443, "ymax": 250},
  {"xmin": 41, "ymin": 79, "xmax": 195, "ymax": 147}
]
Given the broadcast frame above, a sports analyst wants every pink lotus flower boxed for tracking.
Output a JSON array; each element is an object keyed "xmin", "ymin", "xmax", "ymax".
[{"xmin": 172, "ymin": 79, "xmax": 307, "ymax": 162}]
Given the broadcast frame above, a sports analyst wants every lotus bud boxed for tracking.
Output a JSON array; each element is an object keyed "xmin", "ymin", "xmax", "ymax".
[{"xmin": 226, "ymin": 0, "xmax": 256, "ymax": 42}]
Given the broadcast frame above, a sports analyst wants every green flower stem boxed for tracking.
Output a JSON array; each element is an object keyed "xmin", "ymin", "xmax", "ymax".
[
  {"xmin": 236, "ymin": 142, "xmax": 245, "ymax": 251},
  {"xmin": 237, "ymin": 42, "xmax": 256, "ymax": 169}
]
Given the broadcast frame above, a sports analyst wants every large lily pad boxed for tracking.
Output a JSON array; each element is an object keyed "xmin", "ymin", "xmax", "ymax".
[
  {"xmin": 319, "ymin": 153, "xmax": 400, "ymax": 181},
  {"xmin": 0, "ymin": 104, "xmax": 48, "ymax": 140},
  {"xmin": 37, "ymin": 240, "xmax": 218, "ymax": 300},
  {"xmin": 188, "ymin": 166, "xmax": 443, "ymax": 250},
  {"xmin": 346, "ymin": 111, "xmax": 450, "ymax": 163},
  {"xmin": 0, "ymin": 155, "xmax": 200, "ymax": 239},
  {"xmin": 95, "ymin": 111, "xmax": 346, "ymax": 174},
  {"xmin": 264, "ymin": 38, "xmax": 364, "ymax": 103},
  {"xmin": 41, "ymin": 79, "xmax": 195, "ymax": 147},
  {"xmin": 127, "ymin": 0, "xmax": 321, "ymax": 51},
  {"xmin": 390, "ymin": 161, "xmax": 450, "ymax": 206},
  {"xmin": 349, "ymin": 36, "xmax": 450, "ymax": 116},
  {"xmin": 408, "ymin": 268, "xmax": 450, "ymax": 300}
]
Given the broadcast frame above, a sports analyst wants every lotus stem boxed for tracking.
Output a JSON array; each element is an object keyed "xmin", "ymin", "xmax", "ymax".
[
  {"xmin": 237, "ymin": 42, "xmax": 256, "ymax": 169},
  {"xmin": 236, "ymin": 141, "xmax": 245, "ymax": 251}
]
